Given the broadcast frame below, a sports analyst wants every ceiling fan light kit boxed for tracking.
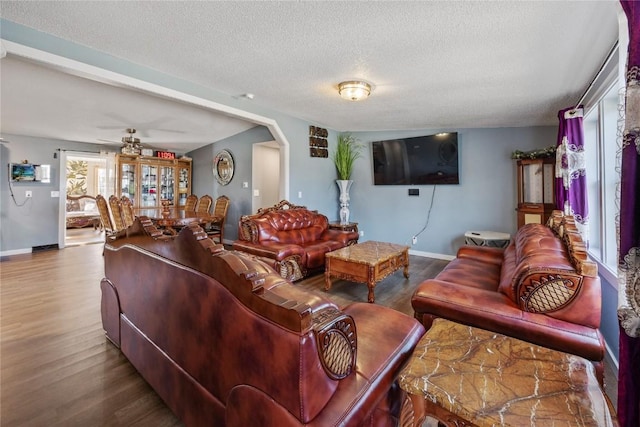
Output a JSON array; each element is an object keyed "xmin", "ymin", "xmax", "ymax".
[
  {"xmin": 338, "ymin": 81, "xmax": 372, "ymax": 101},
  {"xmin": 120, "ymin": 128, "xmax": 143, "ymax": 155}
]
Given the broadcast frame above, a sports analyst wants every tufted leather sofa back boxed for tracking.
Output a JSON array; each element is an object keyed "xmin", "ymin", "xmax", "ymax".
[{"xmin": 248, "ymin": 207, "xmax": 329, "ymax": 244}]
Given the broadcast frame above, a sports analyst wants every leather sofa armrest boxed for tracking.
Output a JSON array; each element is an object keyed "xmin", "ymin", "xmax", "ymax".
[
  {"xmin": 457, "ymin": 245, "xmax": 504, "ymax": 266},
  {"xmin": 320, "ymin": 229, "xmax": 359, "ymax": 245},
  {"xmin": 516, "ymin": 269, "xmax": 585, "ymax": 313},
  {"xmin": 232, "ymin": 241, "xmax": 305, "ymax": 261},
  {"xmin": 312, "ymin": 307, "xmax": 357, "ymax": 380},
  {"xmin": 232, "ymin": 241, "xmax": 307, "ymax": 281}
]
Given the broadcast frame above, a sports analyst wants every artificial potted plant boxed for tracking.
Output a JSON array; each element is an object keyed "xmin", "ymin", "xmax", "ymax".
[{"xmin": 331, "ymin": 133, "xmax": 362, "ymax": 224}]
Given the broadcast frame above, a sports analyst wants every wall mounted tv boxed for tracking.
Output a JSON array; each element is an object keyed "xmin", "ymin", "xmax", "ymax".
[
  {"xmin": 9, "ymin": 163, "xmax": 44, "ymax": 182},
  {"xmin": 371, "ymin": 132, "xmax": 459, "ymax": 185}
]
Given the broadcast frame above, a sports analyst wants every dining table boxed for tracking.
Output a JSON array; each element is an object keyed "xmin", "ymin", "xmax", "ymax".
[{"xmin": 134, "ymin": 206, "xmax": 219, "ymax": 235}]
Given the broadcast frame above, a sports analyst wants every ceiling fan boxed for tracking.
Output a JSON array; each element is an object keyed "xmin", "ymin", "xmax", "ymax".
[{"xmin": 97, "ymin": 128, "xmax": 144, "ymax": 154}]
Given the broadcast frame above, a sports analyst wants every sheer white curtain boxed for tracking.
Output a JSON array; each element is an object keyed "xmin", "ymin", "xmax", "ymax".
[{"xmin": 100, "ymin": 150, "xmax": 117, "ymax": 196}]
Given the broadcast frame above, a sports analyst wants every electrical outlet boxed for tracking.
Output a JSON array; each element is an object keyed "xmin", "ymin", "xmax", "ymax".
[
  {"xmin": 412, "ymin": 236, "xmax": 417, "ymax": 245},
  {"xmin": 25, "ymin": 190, "xmax": 33, "ymax": 198}
]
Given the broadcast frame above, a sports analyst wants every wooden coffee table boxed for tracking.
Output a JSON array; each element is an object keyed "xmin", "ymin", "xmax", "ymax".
[{"xmin": 324, "ymin": 241, "xmax": 409, "ymax": 303}]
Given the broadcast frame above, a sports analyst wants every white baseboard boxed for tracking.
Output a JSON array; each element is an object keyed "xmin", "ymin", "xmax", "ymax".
[
  {"xmin": 408, "ymin": 249, "xmax": 455, "ymax": 261},
  {"xmin": 604, "ymin": 339, "xmax": 619, "ymax": 373},
  {"xmin": 0, "ymin": 248, "xmax": 32, "ymax": 257}
]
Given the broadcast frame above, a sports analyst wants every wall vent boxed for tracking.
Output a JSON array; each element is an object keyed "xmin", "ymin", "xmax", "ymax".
[{"xmin": 32, "ymin": 244, "xmax": 59, "ymax": 252}]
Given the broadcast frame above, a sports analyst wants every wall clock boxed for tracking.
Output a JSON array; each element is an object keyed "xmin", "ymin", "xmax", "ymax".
[{"xmin": 213, "ymin": 149, "xmax": 234, "ymax": 186}]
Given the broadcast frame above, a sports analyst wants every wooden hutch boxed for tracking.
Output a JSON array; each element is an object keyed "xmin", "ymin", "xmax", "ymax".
[
  {"xmin": 116, "ymin": 153, "xmax": 192, "ymax": 208},
  {"xmin": 515, "ymin": 158, "xmax": 556, "ymax": 228}
]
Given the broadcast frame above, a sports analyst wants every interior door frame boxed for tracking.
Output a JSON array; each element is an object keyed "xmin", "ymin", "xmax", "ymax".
[{"xmin": 57, "ymin": 150, "xmax": 107, "ymax": 248}]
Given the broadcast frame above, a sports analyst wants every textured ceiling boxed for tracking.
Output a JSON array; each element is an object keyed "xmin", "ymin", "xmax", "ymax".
[{"xmin": 0, "ymin": 1, "xmax": 621, "ymax": 152}]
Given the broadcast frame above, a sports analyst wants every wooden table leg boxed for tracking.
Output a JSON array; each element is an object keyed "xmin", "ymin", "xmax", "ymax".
[
  {"xmin": 367, "ymin": 281, "xmax": 375, "ymax": 303},
  {"xmin": 400, "ymin": 393, "xmax": 427, "ymax": 427},
  {"xmin": 367, "ymin": 265, "xmax": 376, "ymax": 303},
  {"xmin": 401, "ymin": 393, "xmax": 477, "ymax": 427},
  {"xmin": 324, "ymin": 271, "xmax": 332, "ymax": 291},
  {"xmin": 403, "ymin": 249, "xmax": 410, "ymax": 278}
]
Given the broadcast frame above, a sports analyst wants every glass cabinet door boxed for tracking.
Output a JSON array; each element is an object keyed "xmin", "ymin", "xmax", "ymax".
[
  {"xmin": 140, "ymin": 164, "xmax": 158, "ymax": 207},
  {"xmin": 119, "ymin": 162, "xmax": 136, "ymax": 202},
  {"xmin": 177, "ymin": 166, "xmax": 189, "ymax": 206},
  {"xmin": 160, "ymin": 166, "xmax": 175, "ymax": 205}
]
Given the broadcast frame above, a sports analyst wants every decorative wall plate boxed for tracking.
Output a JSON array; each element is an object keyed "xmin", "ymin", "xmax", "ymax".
[{"xmin": 213, "ymin": 149, "xmax": 234, "ymax": 186}]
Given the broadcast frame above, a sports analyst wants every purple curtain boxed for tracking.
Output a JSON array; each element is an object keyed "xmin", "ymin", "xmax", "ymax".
[
  {"xmin": 555, "ymin": 106, "xmax": 589, "ymax": 238},
  {"xmin": 617, "ymin": 1, "xmax": 640, "ymax": 427}
]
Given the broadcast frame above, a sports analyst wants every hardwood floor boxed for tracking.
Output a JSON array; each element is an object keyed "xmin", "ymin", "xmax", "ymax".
[
  {"xmin": 1, "ymin": 244, "xmax": 181, "ymax": 427},
  {"xmin": 64, "ymin": 227, "xmax": 105, "ymax": 247},
  {"xmin": 0, "ymin": 243, "xmax": 617, "ymax": 426}
]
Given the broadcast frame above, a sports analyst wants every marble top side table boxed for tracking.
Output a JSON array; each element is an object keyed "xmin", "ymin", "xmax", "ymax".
[{"xmin": 398, "ymin": 318, "xmax": 616, "ymax": 427}]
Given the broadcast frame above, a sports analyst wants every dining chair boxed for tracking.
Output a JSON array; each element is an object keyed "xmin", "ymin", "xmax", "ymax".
[
  {"xmin": 120, "ymin": 196, "xmax": 135, "ymax": 228},
  {"xmin": 196, "ymin": 195, "xmax": 213, "ymax": 215},
  {"xmin": 109, "ymin": 195, "xmax": 127, "ymax": 231},
  {"xmin": 185, "ymin": 194, "xmax": 198, "ymax": 211},
  {"xmin": 206, "ymin": 195, "xmax": 230, "ymax": 244},
  {"xmin": 96, "ymin": 195, "xmax": 115, "ymax": 238}
]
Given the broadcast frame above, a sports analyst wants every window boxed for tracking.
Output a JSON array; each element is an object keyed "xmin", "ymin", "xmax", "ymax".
[{"xmin": 583, "ymin": 63, "xmax": 624, "ymax": 278}]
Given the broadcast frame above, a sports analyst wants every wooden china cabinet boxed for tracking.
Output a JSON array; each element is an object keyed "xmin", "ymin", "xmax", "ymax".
[
  {"xmin": 116, "ymin": 154, "xmax": 192, "ymax": 208},
  {"xmin": 515, "ymin": 158, "xmax": 555, "ymax": 228}
]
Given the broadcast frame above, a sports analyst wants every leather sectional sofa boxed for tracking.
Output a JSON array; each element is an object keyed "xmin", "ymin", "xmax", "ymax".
[
  {"xmin": 411, "ymin": 210, "xmax": 606, "ymax": 382},
  {"xmin": 232, "ymin": 200, "xmax": 359, "ymax": 281},
  {"xmin": 101, "ymin": 219, "xmax": 424, "ymax": 426}
]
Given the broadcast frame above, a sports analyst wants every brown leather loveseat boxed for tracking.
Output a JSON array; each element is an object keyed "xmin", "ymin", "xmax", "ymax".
[
  {"xmin": 101, "ymin": 219, "xmax": 424, "ymax": 426},
  {"xmin": 411, "ymin": 210, "xmax": 605, "ymax": 381},
  {"xmin": 233, "ymin": 200, "xmax": 359, "ymax": 281}
]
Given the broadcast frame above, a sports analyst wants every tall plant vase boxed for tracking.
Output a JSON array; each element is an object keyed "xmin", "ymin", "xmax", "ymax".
[{"xmin": 336, "ymin": 179, "xmax": 353, "ymax": 224}]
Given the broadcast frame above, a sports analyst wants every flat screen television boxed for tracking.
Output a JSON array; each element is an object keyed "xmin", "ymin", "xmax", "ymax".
[
  {"xmin": 371, "ymin": 132, "xmax": 459, "ymax": 185},
  {"xmin": 9, "ymin": 163, "xmax": 39, "ymax": 182}
]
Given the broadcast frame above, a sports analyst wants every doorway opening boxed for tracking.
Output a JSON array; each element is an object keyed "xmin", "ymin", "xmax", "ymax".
[
  {"xmin": 60, "ymin": 151, "xmax": 114, "ymax": 247},
  {"xmin": 252, "ymin": 141, "xmax": 280, "ymax": 212}
]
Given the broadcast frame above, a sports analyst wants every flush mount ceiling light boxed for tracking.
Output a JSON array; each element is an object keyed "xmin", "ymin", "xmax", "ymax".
[{"xmin": 338, "ymin": 81, "xmax": 372, "ymax": 101}]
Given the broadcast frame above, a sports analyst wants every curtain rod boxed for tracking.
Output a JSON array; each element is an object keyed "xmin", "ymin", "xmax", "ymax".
[
  {"xmin": 57, "ymin": 148, "xmax": 105, "ymax": 154},
  {"xmin": 572, "ymin": 40, "xmax": 619, "ymax": 110}
]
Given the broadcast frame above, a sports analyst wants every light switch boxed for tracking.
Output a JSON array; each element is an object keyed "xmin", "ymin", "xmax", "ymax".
[
  {"xmin": 298, "ymin": 191, "xmax": 302, "ymax": 198},
  {"xmin": 253, "ymin": 189, "xmax": 260, "ymax": 197},
  {"xmin": 242, "ymin": 182, "xmax": 249, "ymax": 189}
]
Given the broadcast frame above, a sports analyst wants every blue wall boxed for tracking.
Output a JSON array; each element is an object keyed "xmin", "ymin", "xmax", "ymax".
[
  {"xmin": 600, "ymin": 274, "xmax": 620, "ymax": 361},
  {"xmin": 0, "ymin": 134, "xmax": 114, "ymax": 252},
  {"xmin": 189, "ymin": 126, "xmax": 274, "ymax": 242}
]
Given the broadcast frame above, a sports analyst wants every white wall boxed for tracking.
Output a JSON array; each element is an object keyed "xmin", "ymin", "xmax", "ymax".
[{"xmin": 252, "ymin": 143, "xmax": 280, "ymax": 212}]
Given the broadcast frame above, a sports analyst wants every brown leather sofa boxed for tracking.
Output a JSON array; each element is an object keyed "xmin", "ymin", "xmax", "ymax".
[
  {"xmin": 232, "ymin": 200, "xmax": 359, "ymax": 281},
  {"xmin": 101, "ymin": 219, "xmax": 424, "ymax": 426},
  {"xmin": 411, "ymin": 211, "xmax": 606, "ymax": 381}
]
